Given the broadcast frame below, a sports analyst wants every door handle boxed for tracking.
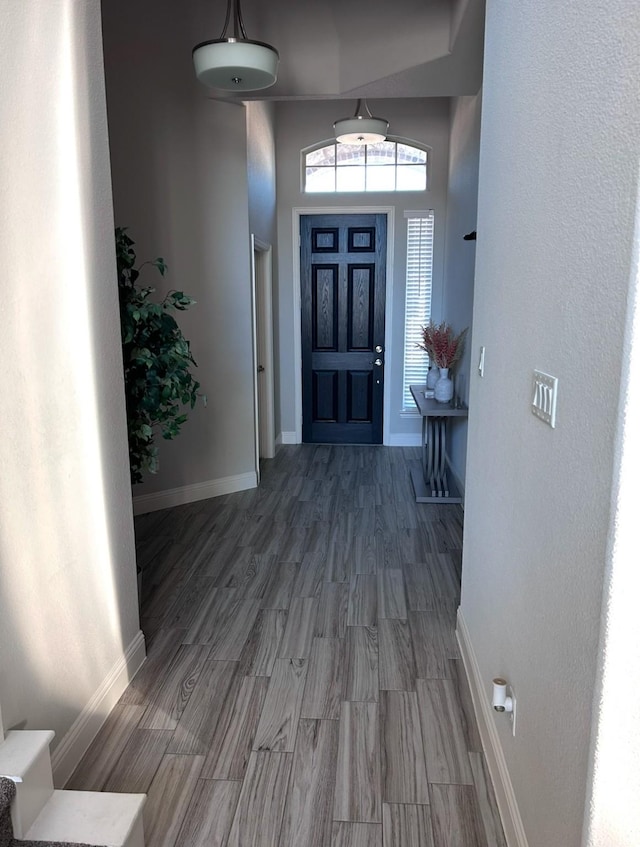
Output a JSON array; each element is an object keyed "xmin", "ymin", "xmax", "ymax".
[{"xmin": 372, "ymin": 358, "xmax": 383, "ymax": 367}]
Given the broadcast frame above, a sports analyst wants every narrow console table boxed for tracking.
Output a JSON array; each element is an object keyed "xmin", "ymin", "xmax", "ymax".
[{"xmin": 409, "ymin": 384, "xmax": 468, "ymax": 503}]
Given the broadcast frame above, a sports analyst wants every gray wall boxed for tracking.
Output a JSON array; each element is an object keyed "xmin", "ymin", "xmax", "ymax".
[
  {"xmin": 247, "ymin": 100, "xmax": 277, "ymax": 247},
  {"xmin": 246, "ymin": 100, "xmax": 280, "ymax": 435},
  {"xmin": 442, "ymin": 93, "xmax": 482, "ymax": 486},
  {"xmin": 274, "ymin": 98, "xmax": 451, "ymax": 443},
  {"xmin": 460, "ymin": 0, "xmax": 639, "ymax": 844},
  {"xmin": 0, "ymin": 0, "xmax": 140, "ymax": 767},
  {"xmin": 102, "ymin": 0, "xmax": 257, "ymax": 496}
]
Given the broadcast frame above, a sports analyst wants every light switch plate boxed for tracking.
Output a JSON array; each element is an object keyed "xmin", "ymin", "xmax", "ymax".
[{"xmin": 532, "ymin": 370, "xmax": 558, "ymax": 427}]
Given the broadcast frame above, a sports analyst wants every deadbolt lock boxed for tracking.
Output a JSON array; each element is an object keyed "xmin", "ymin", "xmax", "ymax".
[{"xmin": 375, "ymin": 345, "xmax": 383, "ymax": 353}]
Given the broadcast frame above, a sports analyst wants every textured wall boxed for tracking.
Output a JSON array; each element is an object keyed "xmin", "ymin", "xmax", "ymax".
[
  {"xmin": 0, "ymin": 0, "xmax": 139, "ymax": 754},
  {"xmin": 583, "ymin": 228, "xmax": 640, "ymax": 844},
  {"xmin": 274, "ymin": 98, "xmax": 451, "ymax": 441},
  {"xmin": 460, "ymin": 1, "xmax": 640, "ymax": 845},
  {"xmin": 442, "ymin": 93, "xmax": 482, "ymax": 486},
  {"xmin": 102, "ymin": 0, "xmax": 256, "ymax": 495}
]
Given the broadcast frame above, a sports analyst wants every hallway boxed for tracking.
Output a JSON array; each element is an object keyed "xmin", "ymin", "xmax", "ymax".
[{"xmin": 68, "ymin": 445, "xmax": 505, "ymax": 846}]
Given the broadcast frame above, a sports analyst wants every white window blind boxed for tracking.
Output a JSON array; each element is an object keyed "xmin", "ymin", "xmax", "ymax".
[{"xmin": 403, "ymin": 211, "xmax": 435, "ymax": 410}]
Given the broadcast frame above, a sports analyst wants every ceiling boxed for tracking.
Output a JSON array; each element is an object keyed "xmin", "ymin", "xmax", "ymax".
[{"xmin": 207, "ymin": 0, "xmax": 486, "ymax": 100}]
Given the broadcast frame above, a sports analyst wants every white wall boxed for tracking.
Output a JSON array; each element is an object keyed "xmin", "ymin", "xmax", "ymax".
[
  {"xmin": 274, "ymin": 98, "xmax": 451, "ymax": 442},
  {"xmin": 442, "ymin": 93, "xmax": 482, "ymax": 486},
  {"xmin": 102, "ymin": 0, "xmax": 257, "ymax": 499},
  {"xmin": 0, "ymin": 0, "xmax": 141, "ymax": 772},
  {"xmin": 583, "ymin": 207, "xmax": 640, "ymax": 844},
  {"xmin": 460, "ymin": 1, "xmax": 640, "ymax": 845}
]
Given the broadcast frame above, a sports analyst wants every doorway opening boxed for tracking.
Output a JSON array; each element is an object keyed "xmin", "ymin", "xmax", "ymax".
[{"xmin": 251, "ymin": 237, "xmax": 276, "ymax": 482}]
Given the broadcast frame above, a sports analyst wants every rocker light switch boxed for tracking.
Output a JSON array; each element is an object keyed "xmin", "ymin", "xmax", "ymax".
[{"xmin": 532, "ymin": 370, "xmax": 558, "ymax": 428}]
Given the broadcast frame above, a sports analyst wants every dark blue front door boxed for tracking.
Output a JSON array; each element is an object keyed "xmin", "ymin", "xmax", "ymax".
[{"xmin": 301, "ymin": 213, "xmax": 387, "ymax": 444}]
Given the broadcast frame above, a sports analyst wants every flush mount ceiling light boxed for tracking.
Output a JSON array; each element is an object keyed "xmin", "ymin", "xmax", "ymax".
[
  {"xmin": 193, "ymin": 0, "xmax": 279, "ymax": 91},
  {"xmin": 333, "ymin": 99, "xmax": 389, "ymax": 144}
]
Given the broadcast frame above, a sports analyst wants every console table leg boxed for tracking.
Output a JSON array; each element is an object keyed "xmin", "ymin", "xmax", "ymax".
[
  {"xmin": 434, "ymin": 419, "xmax": 442, "ymax": 496},
  {"xmin": 427, "ymin": 417, "xmax": 436, "ymax": 495},
  {"xmin": 439, "ymin": 419, "xmax": 449, "ymax": 497},
  {"xmin": 422, "ymin": 416, "xmax": 427, "ymax": 480}
]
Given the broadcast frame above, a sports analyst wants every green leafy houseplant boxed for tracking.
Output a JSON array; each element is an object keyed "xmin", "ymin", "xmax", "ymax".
[{"xmin": 115, "ymin": 227, "xmax": 203, "ymax": 484}]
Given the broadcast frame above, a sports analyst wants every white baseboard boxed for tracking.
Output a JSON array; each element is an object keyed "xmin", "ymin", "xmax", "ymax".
[
  {"xmin": 456, "ymin": 610, "xmax": 529, "ymax": 847},
  {"xmin": 386, "ymin": 433, "xmax": 422, "ymax": 447},
  {"xmin": 52, "ymin": 630, "xmax": 147, "ymax": 788},
  {"xmin": 132, "ymin": 471, "xmax": 258, "ymax": 515},
  {"xmin": 279, "ymin": 431, "xmax": 298, "ymax": 445}
]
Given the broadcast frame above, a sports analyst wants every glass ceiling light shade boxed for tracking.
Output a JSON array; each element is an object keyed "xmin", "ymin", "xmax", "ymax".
[
  {"xmin": 334, "ymin": 99, "xmax": 389, "ymax": 144},
  {"xmin": 193, "ymin": 0, "xmax": 279, "ymax": 91}
]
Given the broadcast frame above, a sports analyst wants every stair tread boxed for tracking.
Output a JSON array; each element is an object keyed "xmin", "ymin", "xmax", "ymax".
[
  {"xmin": 25, "ymin": 789, "xmax": 146, "ymax": 845},
  {"xmin": 0, "ymin": 730, "xmax": 55, "ymax": 779}
]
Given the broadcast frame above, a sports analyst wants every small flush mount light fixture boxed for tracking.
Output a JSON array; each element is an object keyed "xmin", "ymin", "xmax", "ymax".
[
  {"xmin": 334, "ymin": 99, "xmax": 389, "ymax": 145},
  {"xmin": 193, "ymin": 0, "xmax": 279, "ymax": 91}
]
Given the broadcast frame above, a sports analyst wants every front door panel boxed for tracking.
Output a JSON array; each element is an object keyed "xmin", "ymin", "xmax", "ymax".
[{"xmin": 301, "ymin": 214, "xmax": 387, "ymax": 444}]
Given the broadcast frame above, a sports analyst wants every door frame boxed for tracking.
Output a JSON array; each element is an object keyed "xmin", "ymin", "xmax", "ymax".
[
  {"xmin": 250, "ymin": 236, "xmax": 276, "ymax": 481},
  {"xmin": 292, "ymin": 206, "xmax": 396, "ymax": 444}
]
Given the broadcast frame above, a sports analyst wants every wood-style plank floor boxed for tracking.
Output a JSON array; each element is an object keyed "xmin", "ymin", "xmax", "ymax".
[{"xmin": 68, "ymin": 445, "xmax": 506, "ymax": 847}]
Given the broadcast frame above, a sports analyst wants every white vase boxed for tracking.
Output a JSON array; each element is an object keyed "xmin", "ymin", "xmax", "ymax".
[
  {"xmin": 426, "ymin": 365, "xmax": 440, "ymax": 390},
  {"xmin": 434, "ymin": 367, "xmax": 453, "ymax": 403}
]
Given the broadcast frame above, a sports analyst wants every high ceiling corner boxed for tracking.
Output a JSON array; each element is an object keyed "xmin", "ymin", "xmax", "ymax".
[{"xmin": 235, "ymin": 0, "xmax": 485, "ymax": 100}]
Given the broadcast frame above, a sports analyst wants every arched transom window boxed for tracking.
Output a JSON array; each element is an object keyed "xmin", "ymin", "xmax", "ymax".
[{"xmin": 303, "ymin": 139, "xmax": 428, "ymax": 193}]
